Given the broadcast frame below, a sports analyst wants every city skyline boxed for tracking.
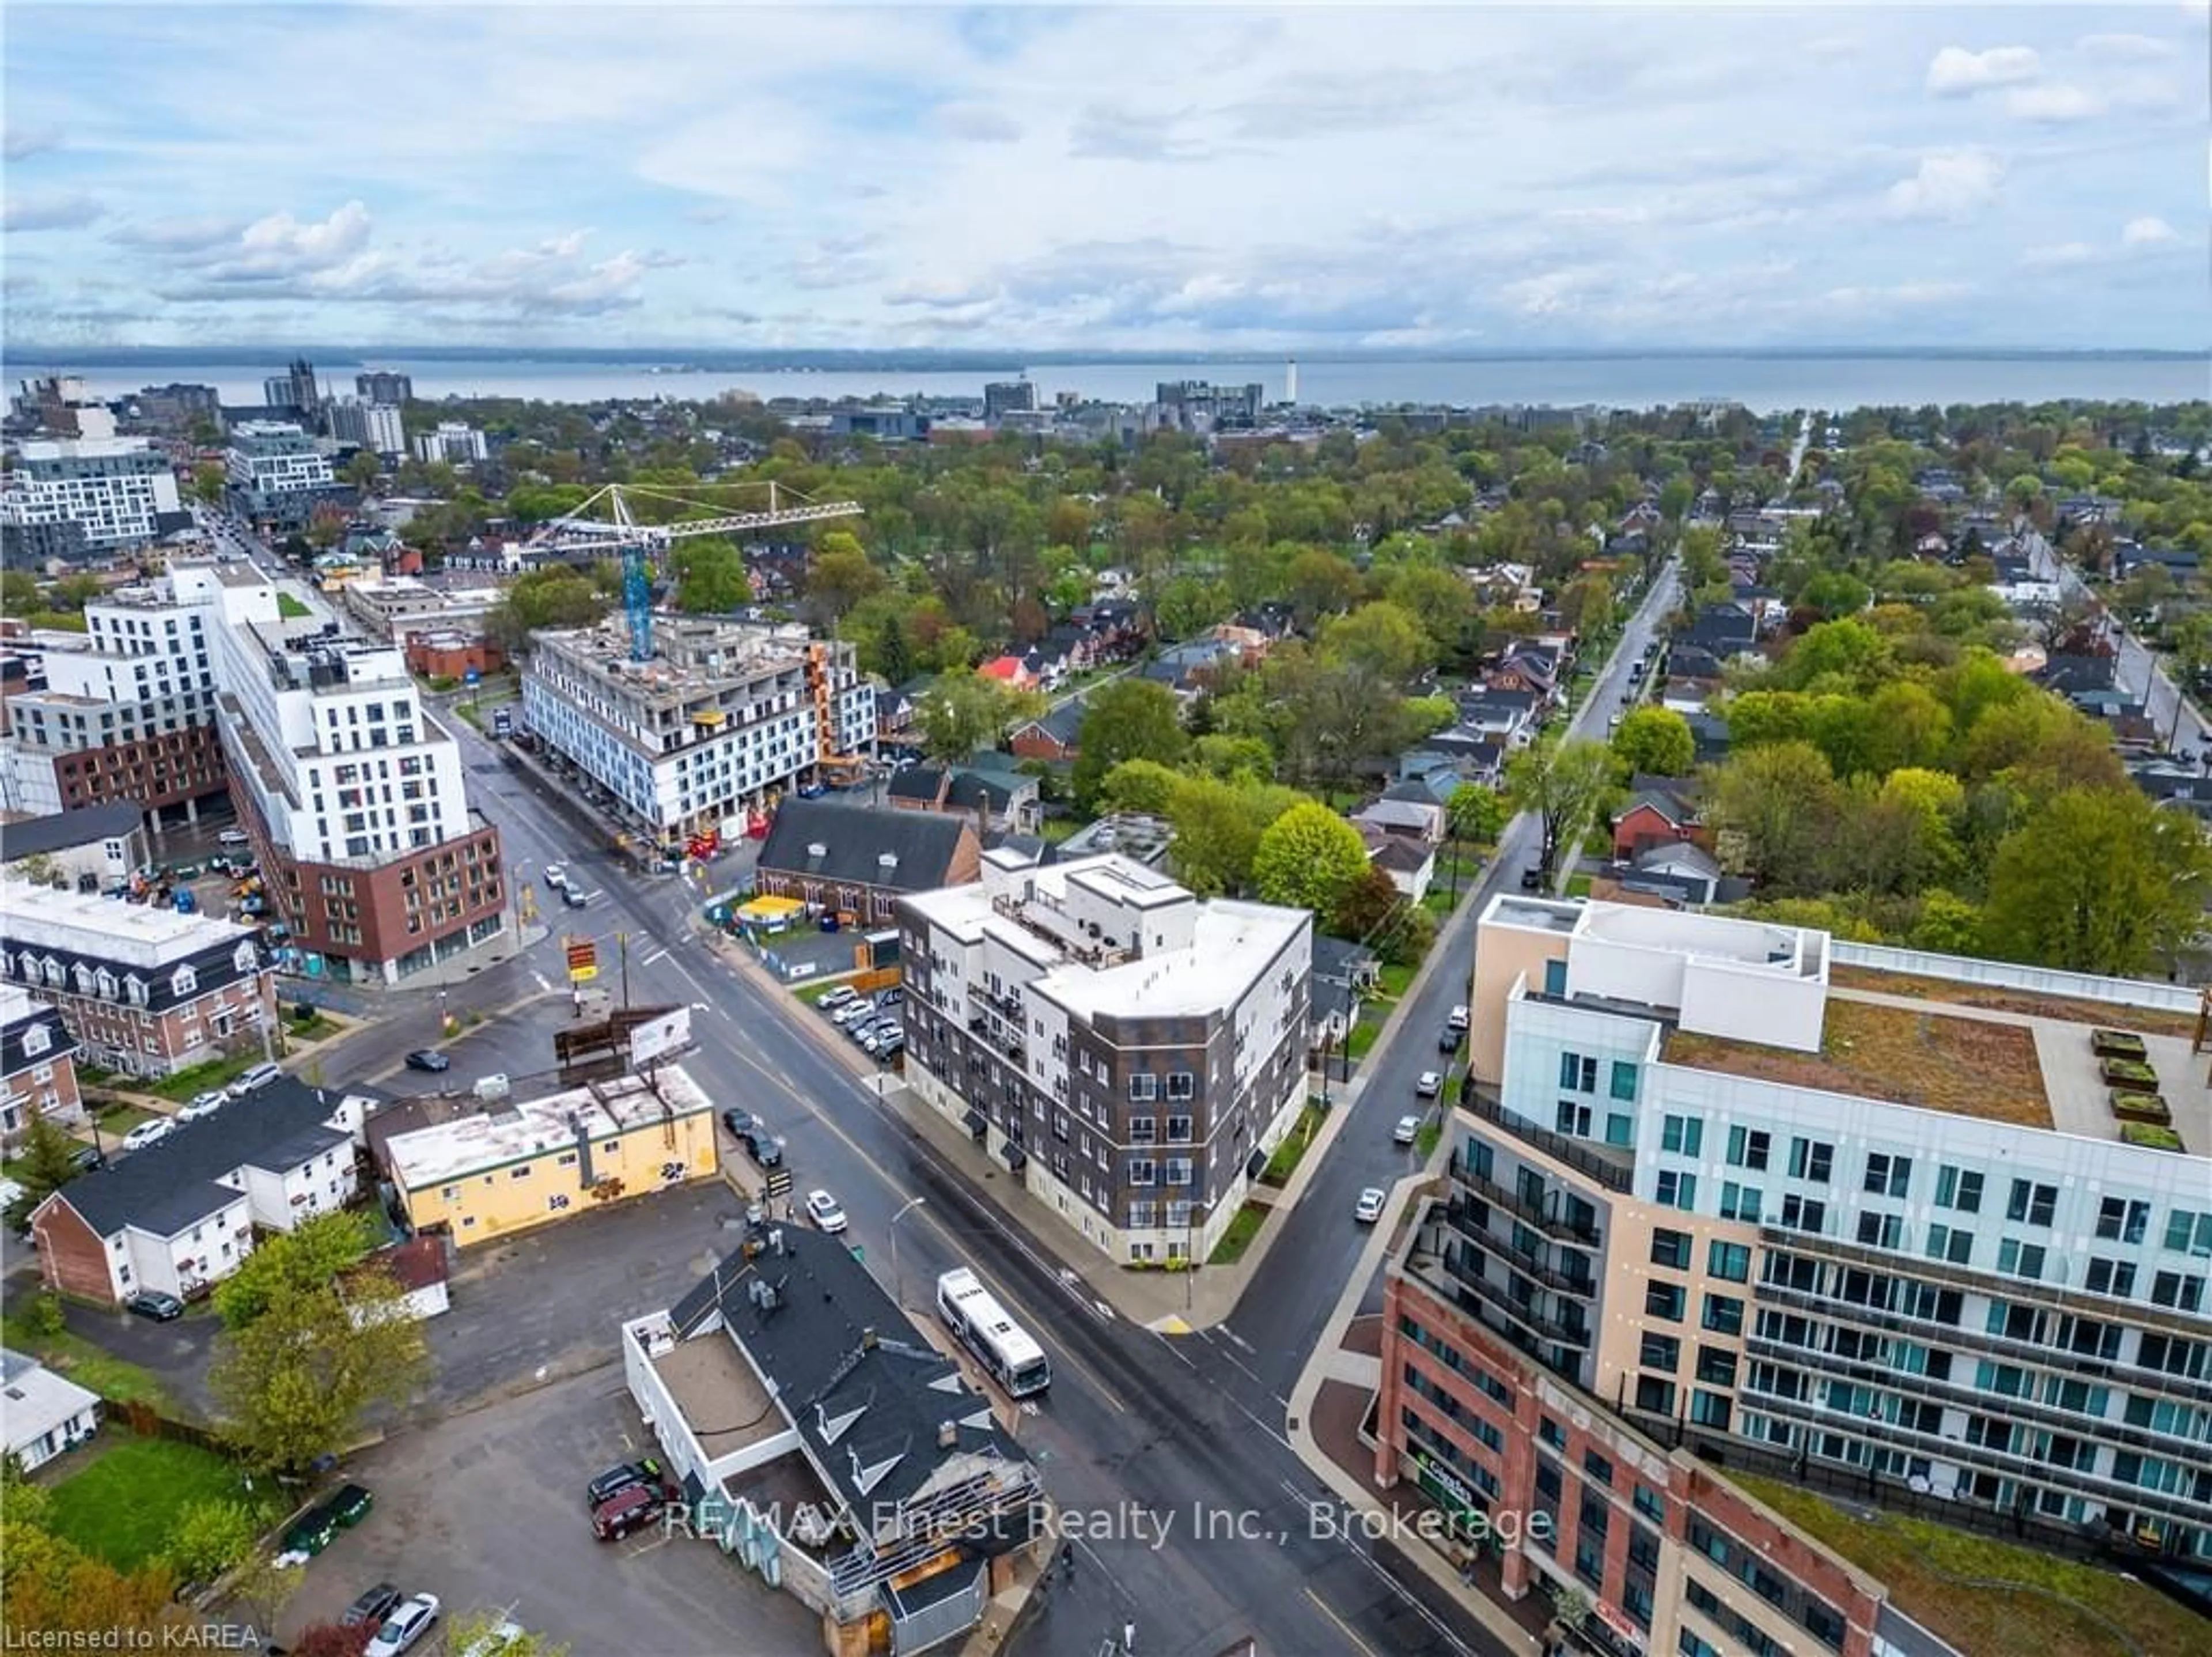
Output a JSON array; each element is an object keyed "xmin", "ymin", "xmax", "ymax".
[{"xmin": 5, "ymin": 3, "xmax": 2207, "ymax": 354}]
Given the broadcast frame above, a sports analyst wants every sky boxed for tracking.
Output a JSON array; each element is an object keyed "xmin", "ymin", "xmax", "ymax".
[{"xmin": 3, "ymin": 2, "xmax": 2207, "ymax": 354}]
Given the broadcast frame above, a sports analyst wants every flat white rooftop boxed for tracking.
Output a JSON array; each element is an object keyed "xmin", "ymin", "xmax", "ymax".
[
  {"xmin": 1033, "ymin": 900, "xmax": 1304, "ymax": 1019},
  {"xmin": 0, "ymin": 883, "xmax": 256, "ymax": 966},
  {"xmin": 382, "ymin": 1065, "xmax": 713, "ymax": 1190}
]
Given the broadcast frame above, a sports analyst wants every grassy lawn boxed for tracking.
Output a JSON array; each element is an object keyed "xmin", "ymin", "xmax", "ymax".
[
  {"xmin": 275, "ymin": 592, "xmax": 312, "ymax": 619},
  {"xmin": 1414, "ymin": 1119, "xmax": 1444, "ymax": 1159},
  {"xmin": 1665, "ymin": 998, "xmax": 2051, "ymax": 1127},
  {"xmin": 46, "ymin": 1437, "xmax": 276, "ymax": 1571},
  {"xmin": 1374, "ymin": 963, "xmax": 1417, "ymax": 1002},
  {"xmin": 1826, "ymin": 966, "xmax": 2198, "ymax": 1039},
  {"xmin": 1038, "ymin": 817, "xmax": 1084, "ymax": 845},
  {"xmin": 146, "ymin": 1052, "xmax": 259, "ymax": 1103},
  {"xmin": 1207, "ymin": 1200, "xmax": 1268, "ymax": 1266},
  {"xmin": 1345, "ymin": 1022, "xmax": 1382, "ymax": 1062},
  {"xmin": 283, "ymin": 1012, "xmax": 344, "ymax": 1043},
  {"xmin": 89, "ymin": 1101, "xmax": 158, "ymax": 1135},
  {"xmin": 1565, "ymin": 874, "xmax": 1594, "ymax": 898},
  {"xmin": 1729, "ymin": 1474, "xmax": 2206, "ymax": 1657},
  {"xmin": 0, "ymin": 1310, "xmax": 173, "ymax": 1413},
  {"xmin": 1258, "ymin": 1105, "xmax": 1325, "ymax": 1186}
]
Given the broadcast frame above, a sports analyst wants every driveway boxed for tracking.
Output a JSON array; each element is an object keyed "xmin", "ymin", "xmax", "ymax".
[
  {"xmin": 60, "ymin": 1297, "xmax": 223, "ymax": 1418},
  {"xmin": 276, "ymin": 1365, "xmax": 817, "ymax": 1655}
]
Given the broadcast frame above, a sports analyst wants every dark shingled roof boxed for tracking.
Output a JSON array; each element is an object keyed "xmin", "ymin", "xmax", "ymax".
[
  {"xmin": 757, "ymin": 800, "xmax": 969, "ymax": 893},
  {"xmin": 0, "ymin": 803, "xmax": 144, "ymax": 861},
  {"xmin": 43, "ymin": 1077, "xmax": 357, "ymax": 1239},
  {"xmin": 669, "ymin": 1231, "xmax": 1033, "ymax": 1518}
]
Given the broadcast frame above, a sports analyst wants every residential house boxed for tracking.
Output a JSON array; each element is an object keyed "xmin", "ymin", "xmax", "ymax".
[
  {"xmin": 1, "ymin": 1348, "xmax": 100, "ymax": 1471},
  {"xmin": 876, "ymin": 676, "xmax": 937, "ymax": 748},
  {"xmin": 620, "ymin": 1229, "xmax": 1046, "ymax": 1657},
  {"xmin": 1232, "ymin": 601, "xmax": 1298, "ymax": 641},
  {"xmin": 1008, "ymin": 698, "xmax": 1086, "ymax": 764},
  {"xmin": 1, "ymin": 983, "xmax": 82, "ymax": 1145},
  {"xmin": 1682, "ymin": 709, "xmax": 1732, "ymax": 763},
  {"xmin": 381, "ymin": 1066, "xmax": 717, "ymax": 1248},
  {"xmin": 0, "ymin": 802, "xmax": 151, "ymax": 890},
  {"xmin": 1401, "ymin": 735, "xmax": 1505, "ymax": 789},
  {"xmin": 1359, "ymin": 828, "xmax": 1436, "ymax": 904},
  {"xmin": 1055, "ymin": 813, "xmax": 1172, "ymax": 867},
  {"xmin": 1071, "ymin": 597, "xmax": 1145, "ymax": 657},
  {"xmin": 1139, "ymin": 638, "xmax": 1237, "ymax": 699},
  {"xmin": 1016, "ymin": 641, "xmax": 1070, "ymax": 690},
  {"xmin": 1353, "ymin": 784, "xmax": 1449, "ymax": 846},
  {"xmin": 348, "ymin": 1235, "xmax": 451, "ymax": 1323},
  {"xmin": 1487, "ymin": 641, "xmax": 1561, "ymax": 703},
  {"xmin": 29, "ymin": 1080, "xmax": 367, "ymax": 1306},
  {"xmin": 754, "ymin": 799, "xmax": 982, "ymax": 925},
  {"xmin": 1041, "ymin": 622, "xmax": 1104, "ymax": 675},
  {"xmin": 884, "ymin": 763, "xmax": 1042, "ymax": 836},
  {"xmin": 1681, "ymin": 603, "xmax": 1759, "ymax": 658},
  {"xmin": 2131, "ymin": 762, "xmax": 2212, "ymax": 818},
  {"xmin": 1454, "ymin": 688, "xmax": 1540, "ymax": 748},
  {"xmin": 1309, "ymin": 936, "xmax": 1379, "ymax": 1058},
  {"xmin": 2037, "ymin": 649, "xmax": 2120, "ymax": 698},
  {"xmin": 1611, "ymin": 778, "xmax": 1705, "ymax": 861},
  {"xmin": 1603, "ymin": 840, "xmax": 1735, "ymax": 907},
  {"xmin": 975, "ymin": 655, "xmax": 1040, "ymax": 694}
]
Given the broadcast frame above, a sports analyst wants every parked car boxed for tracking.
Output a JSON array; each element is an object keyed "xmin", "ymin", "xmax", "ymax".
[
  {"xmin": 1414, "ymin": 1071, "xmax": 1442, "ymax": 1099},
  {"xmin": 1354, "ymin": 1188, "xmax": 1387, "ymax": 1225},
  {"xmin": 738, "ymin": 1128, "xmax": 783, "ymax": 1171},
  {"xmin": 120, "ymin": 1119, "xmax": 175, "ymax": 1153},
  {"xmin": 69, "ymin": 1145, "xmax": 105, "ymax": 1173},
  {"xmin": 366, "ymin": 1592, "xmax": 441, "ymax": 1657},
  {"xmin": 542, "ymin": 864, "xmax": 569, "ymax": 890},
  {"xmin": 1448, "ymin": 1005, "xmax": 1471, "ymax": 1031},
  {"xmin": 177, "ymin": 1090, "xmax": 228, "ymax": 1122},
  {"xmin": 585, "ymin": 1458, "xmax": 664, "ymax": 1509},
  {"xmin": 591, "ymin": 1482, "xmax": 664, "ymax": 1541},
  {"xmin": 806, "ymin": 1190, "xmax": 849, "ymax": 1234},
  {"xmin": 563, "ymin": 887, "xmax": 589, "ymax": 909},
  {"xmin": 721, "ymin": 1108, "xmax": 760, "ymax": 1140},
  {"xmin": 876, "ymin": 988, "xmax": 904, "ymax": 1010},
  {"xmin": 125, "ymin": 1291, "xmax": 185, "ymax": 1322},
  {"xmin": 341, "ymin": 1584, "xmax": 404, "ymax": 1629},
  {"xmin": 1393, "ymin": 1115, "xmax": 1422, "ymax": 1146},
  {"xmin": 817, "ymin": 986, "xmax": 857, "ymax": 1011},
  {"xmin": 404, "ymin": 1050, "xmax": 451, "ymax": 1073},
  {"xmin": 1437, "ymin": 1027, "xmax": 1464, "ymax": 1053},
  {"xmin": 229, "ymin": 1061, "xmax": 282, "ymax": 1096},
  {"xmin": 831, "ymin": 999, "xmax": 876, "ymax": 1028}
]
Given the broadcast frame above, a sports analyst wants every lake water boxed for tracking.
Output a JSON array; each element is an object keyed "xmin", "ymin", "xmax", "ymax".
[{"xmin": 24, "ymin": 353, "xmax": 2210, "ymax": 415}]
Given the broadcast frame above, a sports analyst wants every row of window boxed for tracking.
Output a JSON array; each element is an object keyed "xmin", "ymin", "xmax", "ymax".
[{"xmin": 3, "ymin": 948, "xmax": 254, "ymax": 1002}]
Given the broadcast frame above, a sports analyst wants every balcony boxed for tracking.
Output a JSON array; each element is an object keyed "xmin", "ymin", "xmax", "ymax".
[
  {"xmin": 1460, "ymin": 1089, "xmax": 1633, "ymax": 1193},
  {"xmin": 1450, "ymin": 1155, "xmax": 1601, "ymax": 1247},
  {"xmin": 1442, "ymin": 1199, "xmax": 1594, "ymax": 1296},
  {"xmin": 1434, "ymin": 1241, "xmax": 1592, "ymax": 1348}
]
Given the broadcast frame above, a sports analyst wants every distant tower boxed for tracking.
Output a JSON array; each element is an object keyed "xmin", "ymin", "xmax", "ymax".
[{"xmin": 1285, "ymin": 358, "xmax": 1299, "ymax": 406}]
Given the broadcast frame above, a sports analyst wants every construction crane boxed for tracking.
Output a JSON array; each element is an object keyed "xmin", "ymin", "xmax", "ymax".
[{"xmin": 521, "ymin": 481, "xmax": 864, "ymax": 661}]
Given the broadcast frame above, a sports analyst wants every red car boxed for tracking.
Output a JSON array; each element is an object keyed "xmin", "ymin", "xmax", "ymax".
[{"xmin": 591, "ymin": 1481, "xmax": 665, "ymax": 1541}]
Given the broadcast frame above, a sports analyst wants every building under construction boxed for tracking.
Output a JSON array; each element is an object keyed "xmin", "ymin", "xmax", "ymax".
[{"xmin": 520, "ymin": 615, "xmax": 876, "ymax": 857}]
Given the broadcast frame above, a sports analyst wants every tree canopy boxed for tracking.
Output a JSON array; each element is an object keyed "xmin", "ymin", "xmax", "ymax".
[{"xmin": 1251, "ymin": 802, "xmax": 1372, "ymax": 915}]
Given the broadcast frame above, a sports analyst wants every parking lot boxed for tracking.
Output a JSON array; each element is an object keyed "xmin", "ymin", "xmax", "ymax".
[{"xmin": 279, "ymin": 1364, "xmax": 817, "ymax": 1655}]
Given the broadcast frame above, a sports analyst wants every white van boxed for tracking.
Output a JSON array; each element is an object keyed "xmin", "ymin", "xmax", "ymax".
[
  {"xmin": 229, "ymin": 1061, "xmax": 282, "ymax": 1097},
  {"xmin": 218, "ymin": 828, "xmax": 251, "ymax": 847}
]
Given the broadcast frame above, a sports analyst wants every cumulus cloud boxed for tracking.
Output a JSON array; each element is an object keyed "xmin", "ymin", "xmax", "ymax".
[
  {"xmin": 929, "ymin": 103, "xmax": 1023, "ymax": 143},
  {"xmin": 2122, "ymin": 215, "xmax": 2180, "ymax": 245},
  {"xmin": 186, "ymin": 200, "xmax": 372, "ymax": 282},
  {"xmin": 2, "ymin": 191, "xmax": 103, "ymax": 232},
  {"xmin": 1883, "ymin": 152, "xmax": 2003, "ymax": 221},
  {"xmin": 2006, "ymin": 83, "xmax": 2105, "ymax": 123},
  {"xmin": 1926, "ymin": 45, "xmax": 2040, "ymax": 96},
  {"xmin": 3, "ymin": 123, "xmax": 62, "ymax": 161}
]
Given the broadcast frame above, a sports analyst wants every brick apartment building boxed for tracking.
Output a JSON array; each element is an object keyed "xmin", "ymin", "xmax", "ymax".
[
  {"xmin": 0, "ymin": 984, "xmax": 83, "ymax": 1145},
  {"xmin": 0, "ymin": 886, "xmax": 276, "ymax": 1080}
]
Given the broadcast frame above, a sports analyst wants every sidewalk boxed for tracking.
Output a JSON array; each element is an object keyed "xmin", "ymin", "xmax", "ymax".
[{"xmin": 1285, "ymin": 1166, "xmax": 1549, "ymax": 1657}]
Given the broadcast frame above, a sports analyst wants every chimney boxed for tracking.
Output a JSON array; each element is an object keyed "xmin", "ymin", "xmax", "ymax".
[{"xmin": 937, "ymin": 1420, "xmax": 959, "ymax": 1450}]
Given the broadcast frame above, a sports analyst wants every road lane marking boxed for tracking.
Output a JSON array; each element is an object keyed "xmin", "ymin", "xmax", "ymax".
[{"xmin": 1304, "ymin": 1588, "xmax": 1382, "ymax": 1657}]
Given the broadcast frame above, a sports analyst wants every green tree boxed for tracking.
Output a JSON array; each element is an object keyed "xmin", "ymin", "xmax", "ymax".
[
  {"xmin": 483, "ymin": 569, "xmax": 612, "ymax": 658},
  {"xmin": 1332, "ymin": 865, "xmax": 1404, "ymax": 941},
  {"xmin": 1779, "ymin": 618, "xmax": 1892, "ymax": 692},
  {"xmin": 1446, "ymin": 784, "xmax": 1509, "ymax": 848},
  {"xmin": 1983, "ymin": 788, "xmax": 2212, "ymax": 975},
  {"xmin": 1072, "ymin": 679, "xmax": 1191, "ymax": 812},
  {"xmin": 213, "ymin": 1211, "xmax": 376, "ymax": 1328},
  {"xmin": 1506, "ymin": 739, "xmax": 1615, "ymax": 877},
  {"xmin": 1191, "ymin": 733, "xmax": 1274, "ymax": 784},
  {"xmin": 805, "ymin": 530, "xmax": 882, "ymax": 627},
  {"xmin": 209, "ymin": 1226, "xmax": 428, "ymax": 1476},
  {"xmin": 1911, "ymin": 889, "xmax": 1983, "ymax": 954},
  {"xmin": 1706, "ymin": 742, "xmax": 1843, "ymax": 891},
  {"xmin": 1797, "ymin": 569, "xmax": 1871, "ymax": 620},
  {"xmin": 915, "ymin": 671, "xmax": 1037, "ymax": 764},
  {"xmin": 1319, "ymin": 601, "xmax": 1434, "ymax": 685},
  {"xmin": 166, "ymin": 1499, "xmax": 259, "ymax": 1582},
  {"xmin": 1099, "ymin": 758, "xmax": 1185, "ymax": 818},
  {"xmin": 1862, "ymin": 681, "xmax": 1955, "ymax": 777},
  {"xmin": 1165, "ymin": 773, "xmax": 1270, "ymax": 896},
  {"xmin": 876, "ymin": 611, "xmax": 916, "ymax": 686},
  {"xmin": 341, "ymin": 451, "xmax": 381, "ymax": 493},
  {"xmin": 1609, "ymin": 707, "xmax": 1694, "ymax": 778},
  {"xmin": 5, "ymin": 1106, "xmax": 84, "ymax": 1231},
  {"xmin": 671, "ymin": 536, "xmax": 749, "ymax": 613},
  {"xmin": 1251, "ymin": 802, "xmax": 1371, "ymax": 915},
  {"xmin": 191, "ymin": 462, "xmax": 228, "ymax": 508}
]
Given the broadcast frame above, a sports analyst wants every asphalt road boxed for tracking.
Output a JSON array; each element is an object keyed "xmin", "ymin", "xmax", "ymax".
[{"xmin": 2032, "ymin": 527, "xmax": 2210, "ymax": 758}]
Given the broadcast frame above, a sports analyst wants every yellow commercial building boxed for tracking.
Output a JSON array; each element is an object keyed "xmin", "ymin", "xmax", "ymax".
[{"xmin": 384, "ymin": 1066, "xmax": 718, "ymax": 1246}]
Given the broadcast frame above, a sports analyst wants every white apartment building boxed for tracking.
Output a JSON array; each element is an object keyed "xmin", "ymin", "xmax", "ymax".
[
  {"xmin": 210, "ymin": 581, "xmax": 505, "ymax": 981},
  {"xmin": 326, "ymin": 398, "xmax": 406, "ymax": 455},
  {"xmin": 1, "ymin": 565, "xmax": 267, "ymax": 821},
  {"xmin": 412, "ymin": 421, "xmax": 488, "ymax": 464},
  {"xmin": 521, "ymin": 616, "xmax": 874, "ymax": 850},
  {"xmin": 899, "ymin": 850, "xmax": 1312, "ymax": 1262},
  {"xmin": 0, "ymin": 436, "xmax": 182, "ymax": 552},
  {"xmin": 226, "ymin": 420, "xmax": 334, "ymax": 495},
  {"xmin": 1437, "ymin": 895, "xmax": 2212, "ymax": 1560}
]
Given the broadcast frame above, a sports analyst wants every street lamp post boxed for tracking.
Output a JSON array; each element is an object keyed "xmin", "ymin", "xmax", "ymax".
[{"xmin": 889, "ymin": 1196, "xmax": 927, "ymax": 1308}]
